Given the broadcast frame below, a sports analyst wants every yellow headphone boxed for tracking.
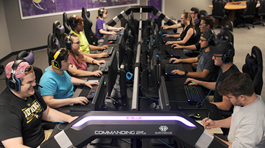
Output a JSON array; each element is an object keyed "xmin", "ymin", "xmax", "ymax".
[{"xmin": 52, "ymin": 49, "xmax": 62, "ymax": 69}]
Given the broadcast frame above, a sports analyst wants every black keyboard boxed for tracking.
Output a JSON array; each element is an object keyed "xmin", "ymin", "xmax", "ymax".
[
  {"xmin": 108, "ymin": 35, "xmax": 117, "ymax": 41},
  {"xmin": 98, "ymin": 62, "xmax": 109, "ymax": 72},
  {"xmin": 103, "ymin": 47, "xmax": 114, "ymax": 55},
  {"xmin": 87, "ymin": 85, "xmax": 98, "ymax": 99},
  {"xmin": 166, "ymin": 48, "xmax": 181, "ymax": 58},
  {"xmin": 161, "ymin": 36, "xmax": 170, "ymax": 44},
  {"xmin": 165, "ymin": 64, "xmax": 184, "ymax": 76},
  {"xmin": 183, "ymin": 85, "xmax": 203, "ymax": 105}
]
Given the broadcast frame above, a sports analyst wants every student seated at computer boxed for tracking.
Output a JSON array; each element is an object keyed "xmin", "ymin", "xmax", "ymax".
[
  {"xmin": 95, "ymin": 7, "xmax": 124, "ymax": 40},
  {"xmin": 172, "ymin": 16, "xmax": 214, "ymax": 55},
  {"xmin": 169, "ymin": 30, "xmax": 217, "ymax": 82},
  {"xmin": 38, "ymin": 48, "xmax": 99, "ymax": 108},
  {"xmin": 68, "ymin": 15, "xmax": 109, "ymax": 59},
  {"xmin": 185, "ymin": 42, "xmax": 240, "ymax": 118},
  {"xmin": 163, "ymin": 12, "xmax": 196, "ymax": 46},
  {"xmin": 202, "ymin": 72, "xmax": 265, "ymax": 148},
  {"xmin": 0, "ymin": 60, "xmax": 78, "ymax": 148},
  {"xmin": 161, "ymin": 7, "xmax": 200, "ymax": 30},
  {"xmin": 66, "ymin": 33, "xmax": 104, "ymax": 77}
]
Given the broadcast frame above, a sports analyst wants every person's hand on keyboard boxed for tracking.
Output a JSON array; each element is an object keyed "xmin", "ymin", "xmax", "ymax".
[
  {"xmin": 94, "ymin": 60, "xmax": 106, "ymax": 66},
  {"xmin": 73, "ymin": 96, "xmax": 89, "ymax": 105},
  {"xmin": 84, "ymin": 81, "xmax": 99, "ymax": 88},
  {"xmin": 171, "ymin": 69, "xmax": 185, "ymax": 75},
  {"xmin": 169, "ymin": 58, "xmax": 180, "ymax": 64},
  {"xmin": 101, "ymin": 45, "xmax": 109, "ymax": 50},
  {"xmin": 185, "ymin": 78, "xmax": 198, "ymax": 85},
  {"xmin": 171, "ymin": 43, "xmax": 183, "ymax": 49},
  {"xmin": 161, "ymin": 26, "xmax": 169, "ymax": 29},
  {"xmin": 97, "ymin": 52, "xmax": 109, "ymax": 58},
  {"xmin": 93, "ymin": 70, "xmax": 103, "ymax": 77},
  {"xmin": 110, "ymin": 31, "xmax": 116, "ymax": 35},
  {"xmin": 165, "ymin": 41, "xmax": 174, "ymax": 45}
]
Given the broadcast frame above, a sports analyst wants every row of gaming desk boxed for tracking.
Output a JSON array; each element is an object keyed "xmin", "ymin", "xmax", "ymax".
[{"xmin": 42, "ymin": 6, "xmax": 227, "ymax": 146}]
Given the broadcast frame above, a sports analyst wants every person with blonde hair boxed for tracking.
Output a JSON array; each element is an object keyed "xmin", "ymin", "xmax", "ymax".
[{"xmin": 164, "ymin": 12, "xmax": 196, "ymax": 46}]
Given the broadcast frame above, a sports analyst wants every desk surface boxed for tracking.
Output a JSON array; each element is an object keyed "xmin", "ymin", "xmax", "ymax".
[{"xmin": 209, "ymin": 1, "xmax": 260, "ymax": 10}]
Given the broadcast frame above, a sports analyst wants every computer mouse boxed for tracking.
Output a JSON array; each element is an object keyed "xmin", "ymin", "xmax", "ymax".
[
  {"xmin": 185, "ymin": 81, "xmax": 193, "ymax": 85},
  {"xmin": 188, "ymin": 113, "xmax": 201, "ymax": 119},
  {"xmin": 170, "ymin": 60, "xmax": 176, "ymax": 64},
  {"xmin": 109, "ymin": 41, "xmax": 113, "ymax": 44}
]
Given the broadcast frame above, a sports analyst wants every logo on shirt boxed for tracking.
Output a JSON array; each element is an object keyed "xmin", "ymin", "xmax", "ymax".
[{"xmin": 22, "ymin": 100, "xmax": 42, "ymax": 123}]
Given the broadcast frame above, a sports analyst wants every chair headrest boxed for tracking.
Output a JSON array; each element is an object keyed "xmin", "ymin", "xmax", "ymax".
[{"xmin": 16, "ymin": 51, "xmax": 34, "ymax": 65}]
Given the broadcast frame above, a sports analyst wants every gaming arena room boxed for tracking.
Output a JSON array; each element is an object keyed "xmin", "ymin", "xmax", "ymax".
[{"xmin": 0, "ymin": 0, "xmax": 265, "ymax": 147}]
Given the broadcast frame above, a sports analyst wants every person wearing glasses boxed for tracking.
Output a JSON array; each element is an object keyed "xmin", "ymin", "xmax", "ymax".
[
  {"xmin": 163, "ymin": 12, "xmax": 196, "ymax": 46},
  {"xmin": 95, "ymin": 7, "xmax": 124, "ymax": 40},
  {"xmin": 202, "ymin": 72, "xmax": 265, "ymax": 148},
  {"xmin": 185, "ymin": 42, "xmax": 240, "ymax": 122},
  {"xmin": 169, "ymin": 30, "xmax": 218, "ymax": 82},
  {"xmin": 172, "ymin": 16, "xmax": 214, "ymax": 55},
  {"xmin": 66, "ymin": 34, "xmax": 104, "ymax": 77},
  {"xmin": 68, "ymin": 15, "xmax": 109, "ymax": 59}
]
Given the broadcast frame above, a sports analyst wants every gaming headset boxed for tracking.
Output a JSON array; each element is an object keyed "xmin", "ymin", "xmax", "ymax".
[
  {"xmin": 8, "ymin": 60, "xmax": 24, "ymax": 91},
  {"xmin": 207, "ymin": 30, "xmax": 217, "ymax": 46},
  {"xmin": 51, "ymin": 49, "xmax": 63, "ymax": 69},
  {"xmin": 222, "ymin": 42, "xmax": 234, "ymax": 64},
  {"xmin": 69, "ymin": 15, "xmax": 77, "ymax": 30},
  {"xmin": 99, "ymin": 7, "xmax": 105, "ymax": 18},
  {"xmin": 65, "ymin": 33, "xmax": 74, "ymax": 49}
]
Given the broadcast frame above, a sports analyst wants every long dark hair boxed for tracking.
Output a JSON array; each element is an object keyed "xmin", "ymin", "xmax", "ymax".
[{"xmin": 183, "ymin": 12, "xmax": 195, "ymax": 31}]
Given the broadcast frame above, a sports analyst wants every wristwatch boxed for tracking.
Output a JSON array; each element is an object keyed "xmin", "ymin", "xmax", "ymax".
[
  {"xmin": 80, "ymin": 80, "xmax": 87, "ymax": 86},
  {"xmin": 184, "ymin": 71, "xmax": 188, "ymax": 76}
]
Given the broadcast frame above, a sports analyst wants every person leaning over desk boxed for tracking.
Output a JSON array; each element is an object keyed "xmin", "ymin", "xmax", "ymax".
[
  {"xmin": 185, "ymin": 42, "xmax": 240, "ymax": 118},
  {"xmin": 38, "ymin": 48, "xmax": 99, "ymax": 108},
  {"xmin": 163, "ymin": 12, "xmax": 196, "ymax": 46},
  {"xmin": 169, "ymin": 30, "xmax": 218, "ymax": 82},
  {"xmin": 68, "ymin": 15, "xmax": 109, "ymax": 59},
  {"xmin": 202, "ymin": 72, "xmax": 265, "ymax": 148},
  {"xmin": 0, "ymin": 60, "xmax": 78, "ymax": 148},
  {"xmin": 66, "ymin": 33, "xmax": 104, "ymax": 77}
]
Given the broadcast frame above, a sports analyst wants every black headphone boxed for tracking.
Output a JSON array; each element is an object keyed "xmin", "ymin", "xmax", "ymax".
[
  {"xmin": 8, "ymin": 60, "xmax": 24, "ymax": 91},
  {"xmin": 70, "ymin": 15, "xmax": 77, "ymax": 29},
  {"xmin": 99, "ymin": 7, "xmax": 105, "ymax": 17},
  {"xmin": 51, "ymin": 49, "xmax": 63, "ymax": 69},
  {"xmin": 207, "ymin": 30, "xmax": 217, "ymax": 46},
  {"xmin": 66, "ymin": 33, "xmax": 74, "ymax": 49},
  {"xmin": 222, "ymin": 42, "xmax": 234, "ymax": 64}
]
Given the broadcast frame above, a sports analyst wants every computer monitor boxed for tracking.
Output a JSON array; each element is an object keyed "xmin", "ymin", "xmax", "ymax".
[
  {"xmin": 150, "ymin": 50, "xmax": 159, "ymax": 95},
  {"xmin": 91, "ymin": 76, "xmax": 106, "ymax": 111},
  {"xmin": 158, "ymin": 76, "xmax": 170, "ymax": 111},
  {"xmin": 107, "ymin": 51, "xmax": 118, "ymax": 97},
  {"xmin": 118, "ymin": 34, "xmax": 126, "ymax": 67}
]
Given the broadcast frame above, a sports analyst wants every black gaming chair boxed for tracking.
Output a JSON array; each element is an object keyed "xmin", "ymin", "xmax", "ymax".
[
  {"xmin": 63, "ymin": 12, "xmax": 72, "ymax": 34},
  {"xmin": 253, "ymin": 0, "xmax": 265, "ymax": 26},
  {"xmin": 242, "ymin": 46, "xmax": 263, "ymax": 95},
  {"xmin": 217, "ymin": 27, "xmax": 234, "ymax": 44},
  {"xmin": 200, "ymin": 10, "xmax": 208, "ymax": 17},
  {"xmin": 52, "ymin": 21, "xmax": 66, "ymax": 48},
  {"xmin": 16, "ymin": 51, "xmax": 43, "ymax": 89},
  {"xmin": 237, "ymin": 0, "xmax": 257, "ymax": 29},
  {"xmin": 212, "ymin": 0, "xmax": 228, "ymax": 28},
  {"xmin": 224, "ymin": 20, "xmax": 233, "ymax": 32},
  {"xmin": 47, "ymin": 33, "xmax": 60, "ymax": 65},
  {"xmin": 82, "ymin": 7, "xmax": 98, "ymax": 45}
]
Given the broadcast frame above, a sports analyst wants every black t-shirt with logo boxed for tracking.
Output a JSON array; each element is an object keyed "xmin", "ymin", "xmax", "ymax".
[{"xmin": 0, "ymin": 88, "xmax": 47, "ymax": 147}]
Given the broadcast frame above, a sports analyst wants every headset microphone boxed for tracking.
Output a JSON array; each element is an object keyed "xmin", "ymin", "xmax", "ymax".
[{"xmin": 36, "ymin": 83, "xmax": 43, "ymax": 88}]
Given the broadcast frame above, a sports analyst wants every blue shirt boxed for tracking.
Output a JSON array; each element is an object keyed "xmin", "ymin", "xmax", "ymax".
[{"xmin": 38, "ymin": 66, "xmax": 74, "ymax": 99}]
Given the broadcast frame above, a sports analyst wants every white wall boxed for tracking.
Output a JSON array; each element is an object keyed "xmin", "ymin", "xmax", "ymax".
[
  {"xmin": 163, "ymin": 0, "xmax": 212, "ymax": 21},
  {"xmin": 0, "ymin": 0, "xmax": 12, "ymax": 59}
]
